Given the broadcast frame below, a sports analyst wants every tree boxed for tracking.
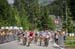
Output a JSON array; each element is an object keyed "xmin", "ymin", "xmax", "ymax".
[
  {"xmin": 24, "ymin": 0, "xmax": 40, "ymax": 30},
  {"xmin": 13, "ymin": 0, "xmax": 60, "ymax": 30},
  {"xmin": 62, "ymin": 0, "xmax": 75, "ymax": 33},
  {"xmin": 12, "ymin": 7, "xmax": 21, "ymax": 26},
  {"xmin": 0, "ymin": 0, "xmax": 16, "ymax": 26},
  {"xmin": 70, "ymin": 0, "xmax": 75, "ymax": 20},
  {"xmin": 14, "ymin": 0, "xmax": 30, "ymax": 30}
]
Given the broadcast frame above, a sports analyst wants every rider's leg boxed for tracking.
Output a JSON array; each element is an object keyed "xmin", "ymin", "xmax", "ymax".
[{"xmin": 40, "ymin": 38, "xmax": 42, "ymax": 46}]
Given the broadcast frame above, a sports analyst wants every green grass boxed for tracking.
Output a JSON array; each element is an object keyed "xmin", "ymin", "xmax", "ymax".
[{"xmin": 65, "ymin": 36, "xmax": 75, "ymax": 46}]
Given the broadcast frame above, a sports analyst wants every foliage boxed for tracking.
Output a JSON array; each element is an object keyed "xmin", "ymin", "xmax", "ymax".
[
  {"xmin": 0, "ymin": 0, "xmax": 16, "ymax": 27},
  {"xmin": 1, "ymin": 0, "xmax": 73, "ymax": 31}
]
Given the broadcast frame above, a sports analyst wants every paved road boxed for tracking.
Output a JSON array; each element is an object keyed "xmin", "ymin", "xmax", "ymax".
[{"xmin": 0, "ymin": 40, "xmax": 60, "ymax": 49}]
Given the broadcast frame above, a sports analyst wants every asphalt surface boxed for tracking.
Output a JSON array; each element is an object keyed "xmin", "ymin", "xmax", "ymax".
[{"xmin": 0, "ymin": 40, "xmax": 61, "ymax": 49}]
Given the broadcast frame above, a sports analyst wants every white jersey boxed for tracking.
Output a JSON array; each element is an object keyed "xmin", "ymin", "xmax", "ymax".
[
  {"xmin": 42, "ymin": 31, "xmax": 50, "ymax": 38},
  {"xmin": 42, "ymin": 32, "xmax": 46, "ymax": 37}
]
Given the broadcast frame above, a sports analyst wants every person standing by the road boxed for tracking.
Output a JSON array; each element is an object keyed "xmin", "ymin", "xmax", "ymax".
[
  {"xmin": 58, "ymin": 31, "xmax": 64, "ymax": 48},
  {"xmin": 1, "ymin": 31, "xmax": 6, "ymax": 43},
  {"xmin": 0, "ymin": 31, "xmax": 2, "ymax": 43},
  {"xmin": 8, "ymin": 31, "xmax": 14, "ymax": 41},
  {"xmin": 54, "ymin": 31, "xmax": 59, "ymax": 45}
]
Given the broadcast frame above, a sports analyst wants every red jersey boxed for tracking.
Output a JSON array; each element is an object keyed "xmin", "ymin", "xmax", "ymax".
[{"xmin": 29, "ymin": 31, "xmax": 33, "ymax": 37}]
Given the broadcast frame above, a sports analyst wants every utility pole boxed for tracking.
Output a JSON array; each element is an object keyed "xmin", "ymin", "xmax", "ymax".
[
  {"xmin": 62, "ymin": 0, "xmax": 68, "ymax": 32},
  {"xmin": 65, "ymin": 0, "xmax": 68, "ymax": 33}
]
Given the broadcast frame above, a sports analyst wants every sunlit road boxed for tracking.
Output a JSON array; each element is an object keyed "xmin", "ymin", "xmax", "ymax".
[{"xmin": 0, "ymin": 40, "xmax": 60, "ymax": 49}]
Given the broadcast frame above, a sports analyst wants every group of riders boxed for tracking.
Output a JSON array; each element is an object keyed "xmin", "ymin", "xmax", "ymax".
[
  {"xmin": 0, "ymin": 29, "xmax": 66, "ymax": 47},
  {"xmin": 17, "ymin": 29, "xmax": 54, "ymax": 47}
]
